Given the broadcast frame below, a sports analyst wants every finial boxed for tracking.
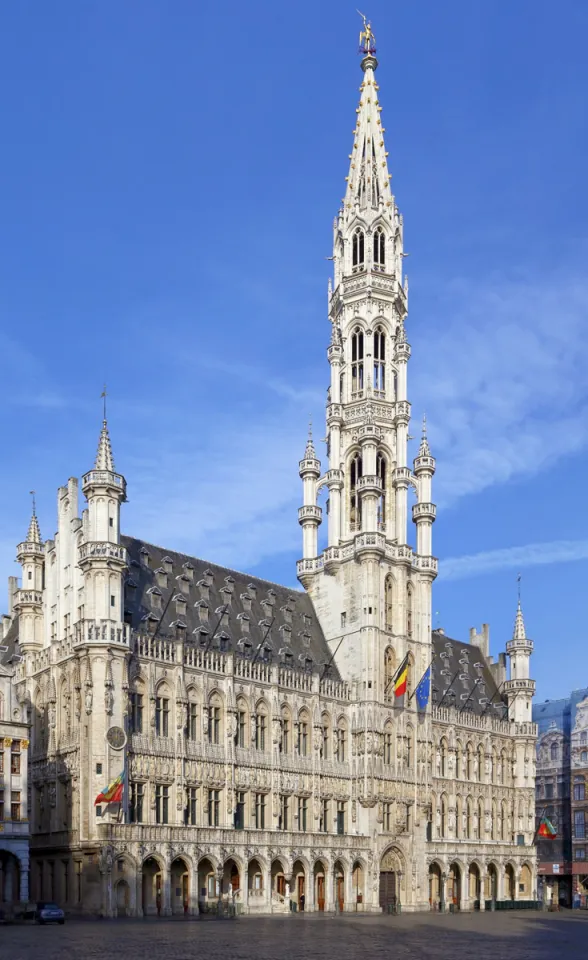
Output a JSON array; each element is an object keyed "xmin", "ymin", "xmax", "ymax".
[
  {"xmin": 418, "ymin": 413, "xmax": 431, "ymax": 457},
  {"xmin": 101, "ymin": 384, "xmax": 107, "ymax": 422},
  {"xmin": 357, "ymin": 10, "xmax": 376, "ymax": 55},
  {"xmin": 26, "ymin": 490, "xmax": 42, "ymax": 544},
  {"xmin": 304, "ymin": 418, "xmax": 317, "ymax": 459},
  {"xmin": 513, "ymin": 574, "xmax": 527, "ymax": 641}
]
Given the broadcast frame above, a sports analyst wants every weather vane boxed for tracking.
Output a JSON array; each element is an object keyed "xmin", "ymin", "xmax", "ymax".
[{"xmin": 357, "ymin": 10, "xmax": 376, "ymax": 55}]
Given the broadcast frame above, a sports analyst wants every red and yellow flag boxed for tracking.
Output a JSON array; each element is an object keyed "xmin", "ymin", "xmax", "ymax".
[
  {"xmin": 538, "ymin": 816, "xmax": 557, "ymax": 840},
  {"xmin": 95, "ymin": 771, "xmax": 124, "ymax": 806},
  {"xmin": 394, "ymin": 657, "xmax": 409, "ymax": 698}
]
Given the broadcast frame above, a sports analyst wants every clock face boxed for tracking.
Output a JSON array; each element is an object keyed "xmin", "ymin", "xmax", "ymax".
[{"xmin": 106, "ymin": 726, "xmax": 126, "ymax": 750}]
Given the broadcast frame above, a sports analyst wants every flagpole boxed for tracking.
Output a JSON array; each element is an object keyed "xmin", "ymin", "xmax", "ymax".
[
  {"xmin": 437, "ymin": 668, "xmax": 460, "ymax": 708},
  {"xmin": 408, "ymin": 656, "xmax": 435, "ymax": 703},
  {"xmin": 384, "ymin": 652, "xmax": 410, "ymax": 698}
]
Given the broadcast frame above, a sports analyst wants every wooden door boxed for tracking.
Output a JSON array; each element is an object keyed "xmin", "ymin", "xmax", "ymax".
[
  {"xmin": 336, "ymin": 875, "xmax": 344, "ymax": 912},
  {"xmin": 317, "ymin": 875, "xmax": 325, "ymax": 911},
  {"xmin": 379, "ymin": 871, "xmax": 396, "ymax": 910},
  {"xmin": 297, "ymin": 875, "xmax": 305, "ymax": 910}
]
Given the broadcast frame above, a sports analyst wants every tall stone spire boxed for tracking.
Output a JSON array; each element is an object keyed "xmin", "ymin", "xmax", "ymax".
[
  {"xmin": 94, "ymin": 420, "xmax": 115, "ymax": 472},
  {"xmin": 418, "ymin": 414, "xmax": 431, "ymax": 457},
  {"xmin": 513, "ymin": 598, "xmax": 527, "ymax": 641},
  {"xmin": 26, "ymin": 491, "xmax": 42, "ymax": 544},
  {"xmin": 344, "ymin": 24, "xmax": 392, "ymax": 212}
]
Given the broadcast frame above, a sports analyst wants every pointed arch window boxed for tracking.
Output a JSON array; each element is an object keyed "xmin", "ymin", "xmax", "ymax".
[
  {"xmin": 349, "ymin": 452, "xmax": 363, "ymax": 531},
  {"xmin": 377, "ymin": 452, "xmax": 387, "ymax": 531},
  {"xmin": 352, "ymin": 228, "xmax": 365, "ymax": 270},
  {"xmin": 406, "ymin": 582, "xmax": 413, "ymax": 639},
  {"xmin": 351, "ymin": 327, "xmax": 364, "ymax": 396},
  {"xmin": 384, "ymin": 577, "xmax": 394, "ymax": 632},
  {"xmin": 384, "ymin": 647, "xmax": 396, "ymax": 700},
  {"xmin": 373, "ymin": 227, "xmax": 385, "ymax": 270},
  {"xmin": 373, "ymin": 326, "xmax": 386, "ymax": 393}
]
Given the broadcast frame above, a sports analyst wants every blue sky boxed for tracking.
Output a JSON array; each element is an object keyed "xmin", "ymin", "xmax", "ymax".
[{"xmin": 1, "ymin": 1, "xmax": 588, "ymax": 701}]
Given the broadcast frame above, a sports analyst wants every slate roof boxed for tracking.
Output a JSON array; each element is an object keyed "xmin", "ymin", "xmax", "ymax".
[
  {"xmin": 0, "ymin": 617, "xmax": 20, "ymax": 666},
  {"xmin": 121, "ymin": 535, "xmax": 340, "ymax": 679},
  {"xmin": 431, "ymin": 629, "xmax": 507, "ymax": 719}
]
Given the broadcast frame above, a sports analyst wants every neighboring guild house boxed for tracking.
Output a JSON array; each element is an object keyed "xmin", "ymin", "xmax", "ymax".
[
  {"xmin": 0, "ymin": 624, "xmax": 30, "ymax": 910},
  {"xmin": 0, "ymin": 25, "xmax": 537, "ymax": 918}
]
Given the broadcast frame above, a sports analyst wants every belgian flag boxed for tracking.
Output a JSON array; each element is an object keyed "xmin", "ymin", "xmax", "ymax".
[{"xmin": 393, "ymin": 656, "xmax": 409, "ymax": 698}]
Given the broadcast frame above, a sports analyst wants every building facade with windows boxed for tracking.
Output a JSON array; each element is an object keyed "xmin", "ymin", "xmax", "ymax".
[
  {"xmin": 0, "ymin": 657, "xmax": 30, "ymax": 907},
  {"xmin": 533, "ymin": 688, "xmax": 588, "ymax": 906},
  {"xmin": 1, "ymin": 29, "xmax": 537, "ymax": 916}
]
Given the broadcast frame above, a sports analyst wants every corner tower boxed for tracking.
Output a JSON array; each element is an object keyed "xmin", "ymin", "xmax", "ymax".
[{"xmin": 298, "ymin": 29, "xmax": 437, "ymax": 691}]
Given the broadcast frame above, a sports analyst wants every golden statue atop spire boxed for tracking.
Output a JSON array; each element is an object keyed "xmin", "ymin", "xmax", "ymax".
[{"xmin": 357, "ymin": 10, "xmax": 376, "ymax": 55}]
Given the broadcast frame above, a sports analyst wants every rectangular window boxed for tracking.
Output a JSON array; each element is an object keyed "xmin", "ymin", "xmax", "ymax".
[
  {"xmin": 129, "ymin": 782, "xmax": 144, "ymax": 823},
  {"xmin": 237, "ymin": 710, "xmax": 246, "ymax": 748},
  {"xmin": 11, "ymin": 791, "xmax": 21, "ymax": 821},
  {"xmin": 574, "ymin": 782, "xmax": 586, "ymax": 801},
  {"xmin": 155, "ymin": 697, "xmax": 169, "ymax": 737},
  {"xmin": 575, "ymin": 810, "xmax": 586, "ymax": 839},
  {"xmin": 234, "ymin": 791, "xmax": 245, "ymax": 830},
  {"xmin": 280, "ymin": 718, "xmax": 290, "ymax": 754},
  {"xmin": 545, "ymin": 783, "xmax": 554, "ymax": 799},
  {"xmin": 110, "ymin": 595, "xmax": 115, "ymax": 607},
  {"xmin": 297, "ymin": 797, "xmax": 308, "ymax": 832},
  {"xmin": 208, "ymin": 706, "xmax": 220, "ymax": 745},
  {"xmin": 208, "ymin": 789, "xmax": 220, "ymax": 827},
  {"xmin": 130, "ymin": 693, "xmax": 143, "ymax": 734},
  {"xmin": 187, "ymin": 703, "xmax": 198, "ymax": 741},
  {"xmin": 279, "ymin": 795, "xmax": 289, "ymax": 831},
  {"xmin": 298, "ymin": 722, "xmax": 308, "ymax": 757},
  {"xmin": 255, "ymin": 714, "xmax": 267, "ymax": 752},
  {"xmin": 186, "ymin": 787, "xmax": 197, "ymax": 826},
  {"xmin": 337, "ymin": 800, "xmax": 346, "ymax": 835},
  {"xmin": 576, "ymin": 847, "xmax": 586, "ymax": 860},
  {"xmin": 11, "ymin": 741, "xmax": 21, "ymax": 775},
  {"xmin": 254, "ymin": 793, "xmax": 266, "ymax": 829},
  {"xmin": 155, "ymin": 784, "xmax": 169, "ymax": 825},
  {"xmin": 383, "ymin": 802, "xmax": 393, "ymax": 832},
  {"xmin": 320, "ymin": 799, "xmax": 329, "ymax": 833},
  {"xmin": 321, "ymin": 725, "xmax": 329, "ymax": 760},
  {"xmin": 335, "ymin": 727, "xmax": 346, "ymax": 762}
]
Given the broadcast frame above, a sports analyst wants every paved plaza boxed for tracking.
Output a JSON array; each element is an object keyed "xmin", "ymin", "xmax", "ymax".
[{"xmin": 1, "ymin": 912, "xmax": 588, "ymax": 960}]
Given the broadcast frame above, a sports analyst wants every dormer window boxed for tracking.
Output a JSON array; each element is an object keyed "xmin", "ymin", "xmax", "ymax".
[
  {"xmin": 261, "ymin": 599, "xmax": 273, "ymax": 619},
  {"xmin": 302, "ymin": 656, "xmax": 313, "ymax": 672},
  {"xmin": 182, "ymin": 562, "xmax": 194, "ymax": 581},
  {"xmin": 155, "ymin": 568, "xmax": 167, "ymax": 589},
  {"xmin": 219, "ymin": 634, "xmax": 230, "ymax": 653},
  {"xmin": 237, "ymin": 613, "xmax": 250, "ymax": 634},
  {"xmin": 302, "ymin": 613, "xmax": 312, "ymax": 627},
  {"xmin": 147, "ymin": 586, "xmax": 163, "ymax": 612},
  {"xmin": 300, "ymin": 632, "xmax": 311, "ymax": 648},
  {"xmin": 141, "ymin": 612, "xmax": 160, "ymax": 633},
  {"xmin": 174, "ymin": 594, "xmax": 187, "ymax": 616},
  {"xmin": 283, "ymin": 650, "xmax": 293, "ymax": 667},
  {"xmin": 216, "ymin": 605, "xmax": 230, "ymax": 627},
  {"xmin": 240, "ymin": 593, "xmax": 253, "ymax": 612},
  {"xmin": 193, "ymin": 626, "xmax": 209, "ymax": 645},
  {"xmin": 197, "ymin": 579, "xmax": 210, "ymax": 601},
  {"xmin": 247, "ymin": 583, "xmax": 257, "ymax": 600},
  {"xmin": 176, "ymin": 574, "xmax": 191, "ymax": 593},
  {"xmin": 241, "ymin": 640, "xmax": 252, "ymax": 658},
  {"xmin": 279, "ymin": 623, "xmax": 292, "ymax": 642},
  {"xmin": 195, "ymin": 599, "xmax": 209, "ymax": 623},
  {"xmin": 261, "ymin": 645, "xmax": 272, "ymax": 663},
  {"xmin": 162, "ymin": 556, "xmax": 174, "ymax": 574},
  {"xmin": 140, "ymin": 548, "xmax": 151, "ymax": 568},
  {"xmin": 220, "ymin": 586, "xmax": 233, "ymax": 606},
  {"xmin": 281, "ymin": 605, "xmax": 293, "ymax": 625},
  {"xmin": 203, "ymin": 568, "xmax": 214, "ymax": 587},
  {"xmin": 170, "ymin": 619, "xmax": 187, "ymax": 637},
  {"xmin": 224, "ymin": 576, "xmax": 235, "ymax": 594}
]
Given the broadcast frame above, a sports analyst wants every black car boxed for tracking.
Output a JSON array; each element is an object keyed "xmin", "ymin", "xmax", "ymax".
[{"xmin": 35, "ymin": 901, "xmax": 65, "ymax": 924}]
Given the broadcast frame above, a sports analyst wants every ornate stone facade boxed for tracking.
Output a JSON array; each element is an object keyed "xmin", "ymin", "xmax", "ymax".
[{"xmin": 0, "ymin": 29, "xmax": 537, "ymax": 916}]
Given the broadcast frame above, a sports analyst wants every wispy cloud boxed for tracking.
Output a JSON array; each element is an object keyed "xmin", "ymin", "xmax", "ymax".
[
  {"xmin": 412, "ymin": 272, "xmax": 588, "ymax": 505},
  {"xmin": 440, "ymin": 538, "xmax": 588, "ymax": 581}
]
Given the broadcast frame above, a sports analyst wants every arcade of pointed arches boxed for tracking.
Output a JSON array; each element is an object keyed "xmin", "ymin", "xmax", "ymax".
[{"xmin": 427, "ymin": 858, "xmax": 534, "ymax": 910}]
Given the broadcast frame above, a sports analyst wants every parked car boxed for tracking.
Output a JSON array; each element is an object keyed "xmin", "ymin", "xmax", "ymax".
[{"xmin": 35, "ymin": 901, "xmax": 65, "ymax": 924}]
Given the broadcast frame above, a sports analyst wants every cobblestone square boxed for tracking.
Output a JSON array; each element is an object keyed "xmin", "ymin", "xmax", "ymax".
[{"xmin": 2, "ymin": 912, "xmax": 588, "ymax": 960}]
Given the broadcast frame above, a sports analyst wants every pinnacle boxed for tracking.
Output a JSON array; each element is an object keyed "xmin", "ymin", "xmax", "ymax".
[
  {"xmin": 513, "ymin": 599, "xmax": 527, "ymax": 641},
  {"xmin": 344, "ymin": 46, "xmax": 391, "ymax": 212},
  {"xmin": 95, "ymin": 419, "xmax": 115, "ymax": 472},
  {"xmin": 304, "ymin": 421, "xmax": 317, "ymax": 460},
  {"xmin": 26, "ymin": 511, "xmax": 42, "ymax": 544},
  {"xmin": 418, "ymin": 414, "xmax": 431, "ymax": 457}
]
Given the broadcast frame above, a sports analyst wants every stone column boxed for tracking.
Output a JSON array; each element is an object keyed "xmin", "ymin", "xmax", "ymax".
[
  {"xmin": 136, "ymin": 868, "xmax": 144, "ymax": 917},
  {"xmin": 162, "ymin": 863, "xmax": 172, "ymax": 916},
  {"xmin": 324, "ymin": 862, "xmax": 334, "ymax": 913}
]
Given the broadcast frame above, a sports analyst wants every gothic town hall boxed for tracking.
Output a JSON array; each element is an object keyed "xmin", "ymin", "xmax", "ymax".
[{"xmin": 0, "ymin": 33, "xmax": 537, "ymax": 916}]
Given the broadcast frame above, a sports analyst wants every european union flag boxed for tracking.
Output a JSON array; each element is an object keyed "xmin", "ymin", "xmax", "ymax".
[{"xmin": 415, "ymin": 665, "xmax": 431, "ymax": 710}]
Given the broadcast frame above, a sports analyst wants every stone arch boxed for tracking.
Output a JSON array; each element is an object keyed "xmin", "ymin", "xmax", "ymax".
[
  {"xmin": 467, "ymin": 860, "xmax": 482, "ymax": 907},
  {"xmin": 271, "ymin": 857, "xmax": 288, "ymax": 902},
  {"xmin": 292, "ymin": 857, "xmax": 308, "ymax": 911},
  {"xmin": 428, "ymin": 860, "xmax": 444, "ymax": 909},
  {"xmin": 142, "ymin": 854, "xmax": 164, "ymax": 916},
  {"xmin": 379, "ymin": 846, "xmax": 404, "ymax": 912},
  {"xmin": 222, "ymin": 856, "xmax": 242, "ymax": 901},
  {"xmin": 486, "ymin": 861, "xmax": 499, "ymax": 901},
  {"xmin": 519, "ymin": 862, "xmax": 533, "ymax": 900},
  {"xmin": 198, "ymin": 856, "xmax": 219, "ymax": 910},
  {"xmin": 351, "ymin": 859, "xmax": 365, "ymax": 908},
  {"xmin": 170, "ymin": 856, "xmax": 191, "ymax": 915},
  {"xmin": 447, "ymin": 861, "xmax": 462, "ymax": 909},
  {"xmin": 247, "ymin": 857, "xmax": 265, "ymax": 903},
  {"xmin": 504, "ymin": 862, "xmax": 516, "ymax": 900}
]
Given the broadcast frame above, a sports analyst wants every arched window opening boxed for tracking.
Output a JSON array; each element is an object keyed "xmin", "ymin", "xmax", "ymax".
[
  {"xmin": 456, "ymin": 742, "xmax": 463, "ymax": 780},
  {"xmin": 373, "ymin": 227, "xmax": 385, "ymax": 269},
  {"xmin": 550, "ymin": 742, "xmax": 559, "ymax": 761},
  {"xmin": 349, "ymin": 452, "xmax": 363, "ymax": 531},
  {"xmin": 466, "ymin": 743, "xmax": 473, "ymax": 781},
  {"xmin": 456, "ymin": 795, "xmax": 462, "ymax": 838},
  {"xmin": 352, "ymin": 228, "xmax": 365, "ymax": 270},
  {"xmin": 440, "ymin": 739, "xmax": 448, "ymax": 778},
  {"xmin": 406, "ymin": 583, "xmax": 413, "ymax": 639},
  {"xmin": 377, "ymin": 452, "xmax": 387, "ymax": 531},
  {"xmin": 384, "ymin": 723, "xmax": 393, "ymax": 764},
  {"xmin": 373, "ymin": 326, "xmax": 386, "ymax": 393},
  {"xmin": 478, "ymin": 744, "xmax": 485, "ymax": 782},
  {"xmin": 441, "ymin": 795, "xmax": 448, "ymax": 837},
  {"xmin": 335, "ymin": 719, "xmax": 347, "ymax": 762},
  {"xmin": 384, "ymin": 578, "xmax": 394, "ymax": 632},
  {"xmin": 466, "ymin": 798, "xmax": 473, "ymax": 839},
  {"xmin": 351, "ymin": 327, "xmax": 364, "ymax": 396},
  {"xmin": 500, "ymin": 802, "xmax": 507, "ymax": 841}
]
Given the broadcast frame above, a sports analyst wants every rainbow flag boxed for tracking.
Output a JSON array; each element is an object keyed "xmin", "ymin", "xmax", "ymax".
[
  {"xmin": 95, "ymin": 771, "xmax": 124, "ymax": 806},
  {"xmin": 538, "ymin": 816, "xmax": 557, "ymax": 840},
  {"xmin": 394, "ymin": 656, "xmax": 409, "ymax": 698}
]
